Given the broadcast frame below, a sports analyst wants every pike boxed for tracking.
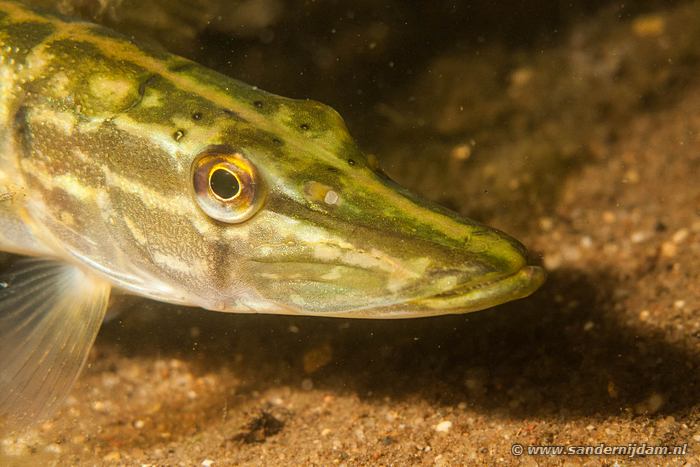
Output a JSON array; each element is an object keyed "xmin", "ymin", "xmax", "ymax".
[{"xmin": 0, "ymin": 0, "xmax": 545, "ymax": 431}]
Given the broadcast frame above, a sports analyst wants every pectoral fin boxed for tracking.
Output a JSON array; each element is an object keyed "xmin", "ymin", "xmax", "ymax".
[{"xmin": 0, "ymin": 259, "xmax": 110, "ymax": 433}]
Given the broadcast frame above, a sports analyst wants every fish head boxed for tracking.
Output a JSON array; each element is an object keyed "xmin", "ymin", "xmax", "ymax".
[
  {"xmin": 4, "ymin": 15, "xmax": 543, "ymax": 318},
  {"xmin": 186, "ymin": 97, "xmax": 545, "ymax": 317}
]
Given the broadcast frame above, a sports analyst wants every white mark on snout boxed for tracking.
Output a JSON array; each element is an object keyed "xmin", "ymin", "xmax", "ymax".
[{"xmin": 324, "ymin": 190, "xmax": 339, "ymax": 205}]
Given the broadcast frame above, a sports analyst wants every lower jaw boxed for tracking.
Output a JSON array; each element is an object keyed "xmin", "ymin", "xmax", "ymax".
[{"xmin": 317, "ymin": 265, "xmax": 546, "ymax": 319}]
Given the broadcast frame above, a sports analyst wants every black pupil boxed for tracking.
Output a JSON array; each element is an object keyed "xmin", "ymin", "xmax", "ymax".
[{"xmin": 210, "ymin": 168, "xmax": 240, "ymax": 200}]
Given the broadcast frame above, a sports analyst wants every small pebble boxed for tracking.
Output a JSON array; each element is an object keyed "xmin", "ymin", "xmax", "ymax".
[
  {"xmin": 624, "ymin": 169, "xmax": 640, "ymax": 183},
  {"xmin": 302, "ymin": 342, "xmax": 333, "ymax": 374},
  {"xmin": 647, "ymin": 393, "xmax": 666, "ymax": 413},
  {"xmin": 543, "ymin": 253, "xmax": 562, "ymax": 270},
  {"xmin": 603, "ymin": 243, "xmax": 619, "ymax": 255},
  {"xmin": 633, "ymin": 14, "xmax": 665, "ymax": 37},
  {"xmin": 661, "ymin": 241, "xmax": 677, "ymax": 258},
  {"xmin": 201, "ymin": 460, "xmax": 214, "ymax": 467},
  {"xmin": 451, "ymin": 144, "xmax": 472, "ymax": 161},
  {"xmin": 636, "ymin": 392, "xmax": 666, "ymax": 414},
  {"xmin": 91, "ymin": 401, "xmax": 107, "ymax": 413},
  {"xmin": 602, "ymin": 211, "xmax": 616, "ymax": 224},
  {"xmin": 639, "ymin": 309, "xmax": 650, "ymax": 321},
  {"xmin": 510, "ymin": 67, "xmax": 534, "ymax": 88},
  {"xmin": 583, "ymin": 321, "xmax": 595, "ymax": 331},
  {"xmin": 101, "ymin": 373, "xmax": 120, "ymax": 388},
  {"xmin": 538, "ymin": 217, "xmax": 554, "ymax": 231},
  {"xmin": 434, "ymin": 420, "xmax": 452, "ymax": 433},
  {"xmin": 103, "ymin": 451, "xmax": 121, "ymax": 462},
  {"xmin": 301, "ymin": 378, "xmax": 314, "ymax": 390},
  {"xmin": 45, "ymin": 443, "xmax": 62, "ymax": 454},
  {"xmin": 630, "ymin": 231, "xmax": 648, "ymax": 243},
  {"xmin": 270, "ymin": 396, "xmax": 284, "ymax": 406},
  {"xmin": 562, "ymin": 245, "xmax": 582, "ymax": 262},
  {"xmin": 672, "ymin": 228, "xmax": 689, "ymax": 244},
  {"xmin": 434, "ymin": 454, "xmax": 449, "ymax": 467}
]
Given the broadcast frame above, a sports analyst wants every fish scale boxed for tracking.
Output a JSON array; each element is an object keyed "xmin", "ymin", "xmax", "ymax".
[{"xmin": 0, "ymin": 0, "xmax": 544, "ymax": 433}]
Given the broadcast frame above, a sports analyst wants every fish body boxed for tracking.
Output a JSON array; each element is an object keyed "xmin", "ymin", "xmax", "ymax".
[{"xmin": 0, "ymin": 0, "xmax": 545, "ymax": 431}]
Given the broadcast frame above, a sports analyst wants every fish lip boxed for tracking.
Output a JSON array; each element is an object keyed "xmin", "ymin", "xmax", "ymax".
[{"xmin": 415, "ymin": 264, "xmax": 546, "ymax": 312}]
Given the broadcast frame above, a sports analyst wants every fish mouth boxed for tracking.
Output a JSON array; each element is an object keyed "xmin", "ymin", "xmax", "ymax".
[
  {"xmin": 311, "ymin": 263, "xmax": 546, "ymax": 319},
  {"xmin": 411, "ymin": 264, "xmax": 546, "ymax": 313}
]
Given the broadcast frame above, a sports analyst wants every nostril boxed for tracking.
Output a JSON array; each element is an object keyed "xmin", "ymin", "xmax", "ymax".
[{"xmin": 508, "ymin": 236, "xmax": 529, "ymax": 258}]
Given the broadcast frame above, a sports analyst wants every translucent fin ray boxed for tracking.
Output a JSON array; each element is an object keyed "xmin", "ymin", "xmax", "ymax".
[{"xmin": 0, "ymin": 259, "xmax": 110, "ymax": 433}]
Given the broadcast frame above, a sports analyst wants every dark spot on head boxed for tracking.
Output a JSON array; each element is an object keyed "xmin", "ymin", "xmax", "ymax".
[
  {"xmin": 192, "ymin": 112, "xmax": 202, "ymax": 121},
  {"xmin": 347, "ymin": 159, "xmax": 356, "ymax": 166},
  {"xmin": 173, "ymin": 129, "xmax": 185, "ymax": 141},
  {"xmin": 253, "ymin": 100, "xmax": 264, "ymax": 109},
  {"xmin": 223, "ymin": 108, "xmax": 247, "ymax": 122},
  {"xmin": 136, "ymin": 74, "xmax": 157, "ymax": 101},
  {"xmin": 272, "ymin": 137, "xmax": 284, "ymax": 146},
  {"xmin": 300, "ymin": 123, "xmax": 310, "ymax": 131},
  {"xmin": 327, "ymin": 167, "xmax": 340, "ymax": 174},
  {"xmin": 168, "ymin": 62, "xmax": 195, "ymax": 73}
]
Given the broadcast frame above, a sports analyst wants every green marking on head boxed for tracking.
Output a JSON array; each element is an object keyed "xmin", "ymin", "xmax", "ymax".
[{"xmin": 0, "ymin": 21, "xmax": 55, "ymax": 63}]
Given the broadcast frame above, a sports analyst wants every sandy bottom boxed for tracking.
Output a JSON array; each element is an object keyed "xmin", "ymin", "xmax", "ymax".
[{"xmin": 2, "ymin": 1, "xmax": 700, "ymax": 465}]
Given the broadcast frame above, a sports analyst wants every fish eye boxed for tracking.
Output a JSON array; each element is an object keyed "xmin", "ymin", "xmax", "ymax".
[
  {"xmin": 209, "ymin": 167, "xmax": 241, "ymax": 200},
  {"xmin": 191, "ymin": 147, "xmax": 266, "ymax": 223}
]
